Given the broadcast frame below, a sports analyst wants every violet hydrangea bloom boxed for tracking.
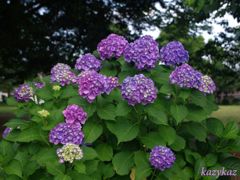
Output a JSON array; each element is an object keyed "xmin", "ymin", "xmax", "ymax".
[
  {"xmin": 51, "ymin": 63, "xmax": 77, "ymax": 86},
  {"xmin": 160, "ymin": 41, "xmax": 189, "ymax": 66},
  {"xmin": 77, "ymin": 70, "xmax": 106, "ymax": 103},
  {"xmin": 104, "ymin": 76, "xmax": 119, "ymax": 94},
  {"xmin": 149, "ymin": 146, "xmax": 176, "ymax": 171},
  {"xmin": 63, "ymin": 104, "xmax": 87, "ymax": 125},
  {"xmin": 14, "ymin": 84, "xmax": 33, "ymax": 102},
  {"xmin": 2, "ymin": 127, "xmax": 12, "ymax": 138},
  {"xmin": 57, "ymin": 143, "xmax": 83, "ymax": 163},
  {"xmin": 34, "ymin": 82, "xmax": 45, "ymax": 89},
  {"xmin": 170, "ymin": 64, "xmax": 202, "ymax": 89},
  {"xmin": 121, "ymin": 74, "xmax": 157, "ymax": 105},
  {"xmin": 97, "ymin": 33, "xmax": 128, "ymax": 60},
  {"xmin": 75, "ymin": 53, "xmax": 101, "ymax": 71},
  {"xmin": 124, "ymin": 35, "xmax": 160, "ymax": 70},
  {"xmin": 49, "ymin": 123, "xmax": 84, "ymax": 145},
  {"xmin": 198, "ymin": 75, "xmax": 216, "ymax": 94}
]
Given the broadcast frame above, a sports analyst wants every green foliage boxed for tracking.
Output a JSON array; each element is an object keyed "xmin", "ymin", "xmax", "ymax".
[{"xmin": 1, "ymin": 53, "xmax": 240, "ymax": 180}]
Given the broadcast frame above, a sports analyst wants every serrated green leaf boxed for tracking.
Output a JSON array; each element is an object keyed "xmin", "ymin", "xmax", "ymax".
[
  {"xmin": 106, "ymin": 119, "xmax": 139, "ymax": 144},
  {"xmin": 134, "ymin": 151, "xmax": 152, "ymax": 180},
  {"xmin": 116, "ymin": 101, "xmax": 131, "ymax": 116},
  {"xmin": 97, "ymin": 104, "xmax": 116, "ymax": 120},
  {"xmin": 222, "ymin": 121, "xmax": 239, "ymax": 139},
  {"xmin": 95, "ymin": 144, "xmax": 113, "ymax": 161},
  {"xmin": 112, "ymin": 152, "xmax": 134, "ymax": 175},
  {"xmin": 4, "ymin": 159, "xmax": 22, "ymax": 178},
  {"xmin": 83, "ymin": 122, "xmax": 103, "ymax": 143},
  {"xmin": 170, "ymin": 135, "xmax": 186, "ymax": 151},
  {"xmin": 74, "ymin": 161, "xmax": 86, "ymax": 174},
  {"xmin": 184, "ymin": 122, "xmax": 207, "ymax": 142},
  {"xmin": 170, "ymin": 104, "xmax": 188, "ymax": 123},
  {"xmin": 140, "ymin": 132, "xmax": 166, "ymax": 149},
  {"xmin": 82, "ymin": 146, "xmax": 98, "ymax": 160},
  {"xmin": 206, "ymin": 118, "xmax": 224, "ymax": 137},
  {"xmin": 4, "ymin": 119, "xmax": 30, "ymax": 129}
]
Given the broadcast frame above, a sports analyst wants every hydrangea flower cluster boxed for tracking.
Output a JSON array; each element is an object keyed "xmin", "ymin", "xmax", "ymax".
[
  {"xmin": 63, "ymin": 105, "xmax": 87, "ymax": 125},
  {"xmin": 14, "ymin": 84, "xmax": 33, "ymax": 102},
  {"xmin": 34, "ymin": 82, "xmax": 45, "ymax": 89},
  {"xmin": 38, "ymin": 109, "xmax": 50, "ymax": 118},
  {"xmin": 198, "ymin": 75, "xmax": 216, "ymax": 94},
  {"xmin": 149, "ymin": 146, "xmax": 176, "ymax": 171},
  {"xmin": 160, "ymin": 41, "xmax": 189, "ymax": 66},
  {"xmin": 121, "ymin": 74, "xmax": 157, "ymax": 105},
  {"xmin": 124, "ymin": 35, "xmax": 160, "ymax": 70},
  {"xmin": 170, "ymin": 64, "xmax": 202, "ymax": 89},
  {"xmin": 57, "ymin": 143, "xmax": 83, "ymax": 163},
  {"xmin": 77, "ymin": 70, "xmax": 118, "ymax": 103},
  {"xmin": 97, "ymin": 33, "xmax": 128, "ymax": 60},
  {"xmin": 49, "ymin": 123, "xmax": 84, "ymax": 145},
  {"xmin": 75, "ymin": 53, "xmax": 101, "ymax": 71},
  {"xmin": 104, "ymin": 76, "xmax": 119, "ymax": 94},
  {"xmin": 2, "ymin": 127, "xmax": 12, "ymax": 138},
  {"xmin": 51, "ymin": 63, "xmax": 77, "ymax": 86}
]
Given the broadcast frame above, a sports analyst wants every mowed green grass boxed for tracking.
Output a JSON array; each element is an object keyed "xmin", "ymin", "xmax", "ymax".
[{"xmin": 211, "ymin": 105, "xmax": 240, "ymax": 124}]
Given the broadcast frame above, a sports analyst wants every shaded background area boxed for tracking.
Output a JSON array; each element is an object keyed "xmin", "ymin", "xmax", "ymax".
[{"xmin": 0, "ymin": 0, "xmax": 239, "ymax": 102}]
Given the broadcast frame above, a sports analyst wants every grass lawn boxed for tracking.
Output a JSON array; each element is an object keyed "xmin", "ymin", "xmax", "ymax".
[{"xmin": 211, "ymin": 105, "xmax": 240, "ymax": 124}]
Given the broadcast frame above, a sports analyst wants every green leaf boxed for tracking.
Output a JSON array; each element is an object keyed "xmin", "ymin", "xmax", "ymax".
[
  {"xmin": 61, "ymin": 85, "xmax": 78, "ymax": 98},
  {"xmin": 112, "ymin": 151, "xmax": 134, "ymax": 175},
  {"xmin": 22, "ymin": 161, "xmax": 39, "ymax": 177},
  {"xmin": 190, "ymin": 91, "xmax": 207, "ymax": 107},
  {"xmin": 36, "ymin": 86, "xmax": 53, "ymax": 100},
  {"xmin": 46, "ymin": 162, "xmax": 65, "ymax": 176},
  {"xmin": 82, "ymin": 146, "xmax": 98, "ymax": 160},
  {"xmin": 83, "ymin": 122, "xmax": 103, "ymax": 143},
  {"xmin": 187, "ymin": 105, "xmax": 207, "ymax": 122},
  {"xmin": 97, "ymin": 104, "xmax": 116, "ymax": 120},
  {"xmin": 159, "ymin": 84, "xmax": 173, "ymax": 94},
  {"xmin": 179, "ymin": 89, "xmax": 191, "ymax": 100},
  {"xmin": 32, "ymin": 147, "xmax": 58, "ymax": 166},
  {"xmin": 85, "ymin": 160, "xmax": 99, "ymax": 174},
  {"xmin": 145, "ymin": 103, "xmax": 168, "ymax": 125},
  {"xmin": 170, "ymin": 135, "xmax": 186, "ymax": 151},
  {"xmin": 4, "ymin": 119, "xmax": 30, "ymax": 129},
  {"xmin": 106, "ymin": 118, "xmax": 139, "ymax": 144},
  {"xmin": 95, "ymin": 144, "xmax": 113, "ymax": 161},
  {"xmin": 204, "ymin": 154, "xmax": 217, "ymax": 167},
  {"xmin": 194, "ymin": 159, "xmax": 206, "ymax": 179},
  {"xmin": 184, "ymin": 122, "xmax": 207, "ymax": 142},
  {"xmin": 170, "ymin": 104, "xmax": 188, "ymax": 123},
  {"xmin": 0, "ymin": 140, "xmax": 16, "ymax": 165},
  {"xmin": 134, "ymin": 151, "xmax": 152, "ymax": 180},
  {"xmin": 222, "ymin": 121, "xmax": 239, "ymax": 139},
  {"xmin": 206, "ymin": 118, "xmax": 224, "ymax": 137},
  {"xmin": 74, "ymin": 161, "xmax": 86, "ymax": 174},
  {"xmin": 116, "ymin": 101, "xmax": 131, "ymax": 116},
  {"xmin": 55, "ymin": 175, "xmax": 72, "ymax": 180},
  {"xmin": 140, "ymin": 132, "xmax": 166, "ymax": 149},
  {"xmin": 4, "ymin": 160, "xmax": 22, "ymax": 178},
  {"xmin": 100, "ymin": 61, "xmax": 118, "ymax": 76},
  {"xmin": 99, "ymin": 163, "xmax": 115, "ymax": 179},
  {"xmin": 158, "ymin": 125, "xmax": 176, "ymax": 145},
  {"xmin": 6, "ymin": 127, "xmax": 47, "ymax": 143},
  {"xmin": 222, "ymin": 157, "xmax": 240, "ymax": 175}
]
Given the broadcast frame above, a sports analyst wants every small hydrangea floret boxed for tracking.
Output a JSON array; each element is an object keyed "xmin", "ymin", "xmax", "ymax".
[
  {"xmin": 14, "ymin": 84, "xmax": 33, "ymax": 102},
  {"xmin": 121, "ymin": 74, "xmax": 157, "ymax": 105},
  {"xmin": 49, "ymin": 123, "xmax": 84, "ymax": 145},
  {"xmin": 2, "ymin": 127, "xmax": 12, "ymax": 138},
  {"xmin": 51, "ymin": 63, "xmax": 77, "ymax": 86},
  {"xmin": 75, "ymin": 53, "xmax": 101, "ymax": 71},
  {"xmin": 63, "ymin": 104, "xmax": 87, "ymax": 125},
  {"xmin": 160, "ymin": 41, "xmax": 189, "ymax": 66},
  {"xmin": 124, "ymin": 35, "xmax": 160, "ymax": 70},
  {"xmin": 34, "ymin": 82, "xmax": 45, "ymax": 89},
  {"xmin": 97, "ymin": 33, "xmax": 128, "ymax": 60},
  {"xmin": 149, "ymin": 146, "xmax": 176, "ymax": 171},
  {"xmin": 57, "ymin": 143, "xmax": 83, "ymax": 163}
]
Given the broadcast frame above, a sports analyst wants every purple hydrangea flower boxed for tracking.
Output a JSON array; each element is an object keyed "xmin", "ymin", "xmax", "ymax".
[
  {"xmin": 14, "ymin": 84, "xmax": 33, "ymax": 102},
  {"xmin": 97, "ymin": 33, "xmax": 128, "ymax": 60},
  {"xmin": 121, "ymin": 74, "xmax": 157, "ymax": 105},
  {"xmin": 49, "ymin": 123, "xmax": 84, "ymax": 145},
  {"xmin": 104, "ymin": 76, "xmax": 119, "ymax": 94},
  {"xmin": 63, "ymin": 104, "xmax": 87, "ymax": 125},
  {"xmin": 169, "ymin": 64, "xmax": 202, "ymax": 89},
  {"xmin": 34, "ymin": 82, "xmax": 45, "ymax": 89},
  {"xmin": 160, "ymin": 41, "xmax": 189, "ymax": 66},
  {"xmin": 77, "ymin": 70, "xmax": 107, "ymax": 103},
  {"xmin": 149, "ymin": 146, "xmax": 176, "ymax": 171},
  {"xmin": 51, "ymin": 63, "xmax": 77, "ymax": 86},
  {"xmin": 2, "ymin": 127, "xmax": 12, "ymax": 138},
  {"xmin": 75, "ymin": 53, "xmax": 101, "ymax": 71},
  {"xmin": 124, "ymin": 35, "xmax": 160, "ymax": 70},
  {"xmin": 198, "ymin": 75, "xmax": 216, "ymax": 94}
]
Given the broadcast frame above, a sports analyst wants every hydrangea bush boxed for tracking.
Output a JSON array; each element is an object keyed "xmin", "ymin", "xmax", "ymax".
[{"xmin": 1, "ymin": 34, "xmax": 240, "ymax": 179}]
